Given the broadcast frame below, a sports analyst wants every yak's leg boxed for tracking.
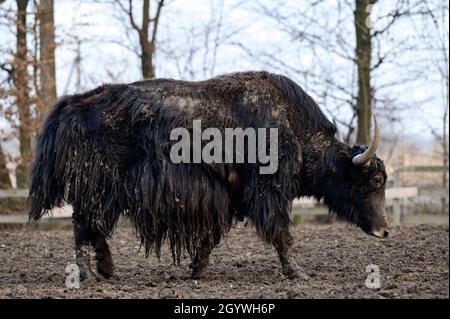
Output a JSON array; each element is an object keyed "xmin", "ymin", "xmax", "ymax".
[
  {"xmin": 73, "ymin": 214, "xmax": 98, "ymax": 282},
  {"xmin": 92, "ymin": 234, "xmax": 114, "ymax": 278},
  {"xmin": 272, "ymin": 226, "xmax": 303, "ymax": 279},
  {"xmin": 190, "ymin": 233, "xmax": 220, "ymax": 279},
  {"xmin": 74, "ymin": 221, "xmax": 114, "ymax": 280},
  {"xmin": 189, "ymin": 238, "xmax": 215, "ymax": 279}
]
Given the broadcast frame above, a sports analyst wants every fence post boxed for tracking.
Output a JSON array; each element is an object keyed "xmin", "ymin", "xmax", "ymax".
[
  {"xmin": 392, "ymin": 169, "xmax": 402, "ymax": 226},
  {"xmin": 392, "ymin": 198, "xmax": 401, "ymax": 226}
]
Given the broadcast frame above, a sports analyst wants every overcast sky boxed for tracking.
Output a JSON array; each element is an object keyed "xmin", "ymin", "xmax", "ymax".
[{"xmin": 1, "ymin": 0, "xmax": 449, "ymax": 146}]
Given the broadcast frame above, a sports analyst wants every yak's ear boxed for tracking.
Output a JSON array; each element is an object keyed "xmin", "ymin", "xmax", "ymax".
[{"xmin": 339, "ymin": 150, "xmax": 352, "ymax": 164}]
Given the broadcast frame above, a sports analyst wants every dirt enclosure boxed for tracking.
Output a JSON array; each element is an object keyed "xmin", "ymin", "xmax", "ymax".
[{"xmin": 0, "ymin": 223, "xmax": 448, "ymax": 299}]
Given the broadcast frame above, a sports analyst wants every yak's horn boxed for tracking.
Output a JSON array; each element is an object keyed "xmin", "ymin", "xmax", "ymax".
[{"xmin": 352, "ymin": 116, "xmax": 380, "ymax": 166}]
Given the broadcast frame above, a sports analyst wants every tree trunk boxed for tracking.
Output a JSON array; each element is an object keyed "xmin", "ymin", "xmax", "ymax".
[
  {"xmin": 139, "ymin": 0, "xmax": 155, "ymax": 79},
  {"xmin": 141, "ymin": 41, "xmax": 154, "ymax": 79},
  {"xmin": 0, "ymin": 148, "xmax": 11, "ymax": 188},
  {"xmin": 14, "ymin": 0, "xmax": 32, "ymax": 188},
  {"xmin": 139, "ymin": 32, "xmax": 155, "ymax": 79},
  {"xmin": 354, "ymin": 0, "xmax": 374, "ymax": 145},
  {"xmin": 443, "ymin": 106, "xmax": 448, "ymax": 188},
  {"xmin": 38, "ymin": 0, "xmax": 56, "ymax": 122},
  {"xmin": 442, "ymin": 74, "xmax": 449, "ymax": 213}
]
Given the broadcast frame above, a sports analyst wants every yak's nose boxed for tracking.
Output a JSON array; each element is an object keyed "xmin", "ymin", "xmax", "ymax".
[{"xmin": 371, "ymin": 228, "xmax": 389, "ymax": 238}]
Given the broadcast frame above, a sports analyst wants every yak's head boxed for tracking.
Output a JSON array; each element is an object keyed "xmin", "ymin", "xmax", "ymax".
[{"xmin": 326, "ymin": 117, "xmax": 389, "ymax": 238}]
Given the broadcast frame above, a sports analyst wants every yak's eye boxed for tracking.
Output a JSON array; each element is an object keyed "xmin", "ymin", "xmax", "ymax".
[{"xmin": 371, "ymin": 175, "xmax": 384, "ymax": 188}]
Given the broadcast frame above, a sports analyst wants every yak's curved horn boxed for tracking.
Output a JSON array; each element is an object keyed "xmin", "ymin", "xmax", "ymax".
[{"xmin": 352, "ymin": 116, "xmax": 380, "ymax": 166}]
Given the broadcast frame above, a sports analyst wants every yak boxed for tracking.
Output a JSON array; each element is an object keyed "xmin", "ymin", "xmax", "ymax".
[{"xmin": 29, "ymin": 71, "xmax": 389, "ymax": 281}]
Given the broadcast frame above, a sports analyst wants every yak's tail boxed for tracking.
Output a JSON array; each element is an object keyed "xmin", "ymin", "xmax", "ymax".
[
  {"xmin": 28, "ymin": 97, "xmax": 71, "ymax": 221},
  {"xmin": 28, "ymin": 86, "xmax": 108, "ymax": 222}
]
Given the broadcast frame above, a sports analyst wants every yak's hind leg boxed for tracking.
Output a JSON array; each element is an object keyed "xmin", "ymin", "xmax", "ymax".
[
  {"xmin": 189, "ymin": 230, "xmax": 221, "ymax": 279},
  {"xmin": 73, "ymin": 213, "xmax": 114, "ymax": 281},
  {"xmin": 73, "ymin": 213, "xmax": 97, "ymax": 281},
  {"xmin": 258, "ymin": 199, "xmax": 306, "ymax": 280},
  {"xmin": 272, "ymin": 225, "xmax": 302, "ymax": 279}
]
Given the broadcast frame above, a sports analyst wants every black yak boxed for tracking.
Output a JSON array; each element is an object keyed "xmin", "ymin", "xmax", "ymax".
[{"xmin": 29, "ymin": 71, "xmax": 388, "ymax": 281}]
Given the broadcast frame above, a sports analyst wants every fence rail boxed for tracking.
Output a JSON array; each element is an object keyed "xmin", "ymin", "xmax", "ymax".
[
  {"xmin": 0, "ymin": 189, "xmax": 29, "ymax": 198},
  {"xmin": 0, "ymin": 189, "xmax": 72, "ymax": 224}
]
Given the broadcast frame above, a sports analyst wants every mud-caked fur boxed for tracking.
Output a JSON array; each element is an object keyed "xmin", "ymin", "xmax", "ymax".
[{"xmin": 29, "ymin": 71, "xmax": 387, "ymax": 280}]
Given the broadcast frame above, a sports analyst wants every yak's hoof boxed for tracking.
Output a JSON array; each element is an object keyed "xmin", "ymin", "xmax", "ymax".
[
  {"xmin": 284, "ymin": 268, "xmax": 300, "ymax": 280},
  {"xmin": 95, "ymin": 255, "xmax": 114, "ymax": 278},
  {"xmin": 96, "ymin": 260, "xmax": 114, "ymax": 279},
  {"xmin": 190, "ymin": 267, "xmax": 207, "ymax": 279},
  {"xmin": 189, "ymin": 261, "xmax": 208, "ymax": 279},
  {"xmin": 79, "ymin": 268, "xmax": 99, "ymax": 283},
  {"xmin": 283, "ymin": 263, "xmax": 308, "ymax": 280}
]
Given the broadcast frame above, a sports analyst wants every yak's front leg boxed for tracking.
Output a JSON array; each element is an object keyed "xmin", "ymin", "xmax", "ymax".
[
  {"xmin": 92, "ymin": 234, "xmax": 114, "ymax": 278},
  {"xmin": 272, "ymin": 227, "xmax": 303, "ymax": 280},
  {"xmin": 73, "ymin": 214, "xmax": 98, "ymax": 282},
  {"xmin": 190, "ymin": 232, "xmax": 221, "ymax": 279}
]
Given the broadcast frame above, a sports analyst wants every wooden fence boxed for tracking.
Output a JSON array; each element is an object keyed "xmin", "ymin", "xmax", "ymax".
[
  {"xmin": 0, "ymin": 189, "xmax": 72, "ymax": 224},
  {"xmin": 1, "ymin": 166, "xmax": 448, "ymax": 225},
  {"xmin": 292, "ymin": 186, "xmax": 427, "ymax": 226}
]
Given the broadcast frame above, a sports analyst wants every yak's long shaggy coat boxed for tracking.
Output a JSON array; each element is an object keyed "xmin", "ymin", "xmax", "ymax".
[{"xmin": 29, "ymin": 71, "xmax": 335, "ymax": 263}]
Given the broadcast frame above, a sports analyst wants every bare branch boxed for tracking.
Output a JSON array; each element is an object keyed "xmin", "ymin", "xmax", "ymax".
[{"xmin": 150, "ymin": 0, "xmax": 164, "ymax": 46}]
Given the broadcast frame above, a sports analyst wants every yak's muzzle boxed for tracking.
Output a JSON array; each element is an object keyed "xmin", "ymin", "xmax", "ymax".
[{"xmin": 370, "ymin": 228, "xmax": 389, "ymax": 238}]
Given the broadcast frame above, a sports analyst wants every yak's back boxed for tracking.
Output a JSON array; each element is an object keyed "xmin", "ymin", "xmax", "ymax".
[{"xmin": 129, "ymin": 71, "xmax": 335, "ymax": 136}]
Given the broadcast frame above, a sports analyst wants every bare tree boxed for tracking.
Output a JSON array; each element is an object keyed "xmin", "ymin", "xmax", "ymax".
[
  {"xmin": 251, "ymin": 0, "xmax": 439, "ymax": 145},
  {"xmin": 37, "ymin": 0, "xmax": 56, "ymax": 121},
  {"xmin": 432, "ymin": 3, "xmax": 448, "ymax": 188},
  {"xmin": 115, "ymin": 0, "xmax": 165, "ymax": 79},
  {"xmin": 354, "ymin": 0, "xmax": 375, "ymax": 144},
  {"xmin": 0, "ymin": 0, "xmax": 12, "ymax": 187},
  {"xmin": 14, "ymin": 0, "xmax": 32, "ymax": 188},
  {"xmin": 0, "ymin": 0, "xmax": 57, "ymax": 188},
  {"xmin": 417, "ymin": 1, "xmax": 449, "ymax": 192},
  {"xmin": 160, "ymin": 0, "xmax": 245, "ymax": 80}
]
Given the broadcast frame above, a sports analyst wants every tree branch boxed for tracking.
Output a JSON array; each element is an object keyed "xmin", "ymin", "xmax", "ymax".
[{"xmin": 150, "ymin": 0, "xmax": 164, "ymax": 47}]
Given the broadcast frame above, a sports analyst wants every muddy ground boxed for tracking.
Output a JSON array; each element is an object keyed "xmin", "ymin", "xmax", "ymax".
[{"xmin": 0, "ymin": 223, "xmax": 448, "ymax": 299}]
